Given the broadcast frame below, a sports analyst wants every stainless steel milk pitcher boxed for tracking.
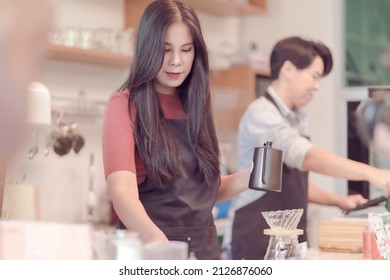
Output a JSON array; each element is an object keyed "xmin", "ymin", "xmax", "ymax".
[{"xmin": 248, "ymin": 141, "xmax": 283, "ymax": 192}]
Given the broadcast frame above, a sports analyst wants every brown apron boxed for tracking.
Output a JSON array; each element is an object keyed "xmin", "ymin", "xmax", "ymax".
[
  {"xmin": 231, "ymin": 92, "xmax": 309, "ymax": 260},
  {"xmin": 118, "ymin": 119, "xmax": 221, "ymax": 260}
]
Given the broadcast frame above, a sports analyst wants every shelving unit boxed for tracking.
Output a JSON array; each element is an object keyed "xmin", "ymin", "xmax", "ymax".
[
  {"xmin": 51, "ymin": 94, "xmax": 107, "ymax": 123},
  {"xmin": 46, "ymin": 1, "xmax": 267, "ymax": 69},
  {"xmin": 254, "ymin": 68, "xmax": 270, "ymax": 77},
  {"xmin": 180, "ymin": 0, "xmax": 266, "ymax": 16},
  {"xmin": 124, "ymin": 0, "xmax": 267, "ymax": 30},
  {"xmin": 46, "ymin": 44, "xmax": 131, "ymax": 69},
  {"xmin": 44, "ymin": 1, "xmax": 270, "ymax": 133},
  {"xmin": 210, "ymin": 65, "xmax": 270, "ymax": 132}
]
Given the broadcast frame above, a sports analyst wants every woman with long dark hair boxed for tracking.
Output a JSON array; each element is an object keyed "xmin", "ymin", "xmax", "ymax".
[{"xmin": 102, "ymin": 0, "xmax": 250, "ymax": 260}]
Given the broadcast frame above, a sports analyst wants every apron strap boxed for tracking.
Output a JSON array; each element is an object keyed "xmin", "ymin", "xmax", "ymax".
[{"xmin": 264, "ymin": 91, "xmax": 283, "ymax": 115}]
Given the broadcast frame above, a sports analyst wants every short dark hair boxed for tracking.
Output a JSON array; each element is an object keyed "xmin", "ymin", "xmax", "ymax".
[{"xmin": 270, "ymin": 36, "xmax": 333, "ymax": 80}]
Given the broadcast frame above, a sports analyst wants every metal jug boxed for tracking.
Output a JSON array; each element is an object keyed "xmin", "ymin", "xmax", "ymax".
[{"xmin": 248, "ymin": 141, "xmax": 283, "ymax": 192}]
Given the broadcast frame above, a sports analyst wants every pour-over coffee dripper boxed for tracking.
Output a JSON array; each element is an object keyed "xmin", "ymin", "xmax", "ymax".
[
  {"xmin": 262, "ymin": 208, "xmax": 303, "ymax": 231},
  {"xmin": 261, "ymin": 209, "xmax": 304, "ymax": 259}
]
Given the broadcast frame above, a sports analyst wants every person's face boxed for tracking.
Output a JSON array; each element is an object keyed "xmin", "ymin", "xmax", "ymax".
[
  {"xmin": 289, "ymin": 56, "xmax": 324, "ymax": 109},
  {"xmin": 154, "ymin": 21, "xmax": 195, "ymax": 95}
]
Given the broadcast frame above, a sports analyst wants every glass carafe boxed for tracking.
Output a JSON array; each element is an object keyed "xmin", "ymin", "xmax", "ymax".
[
  {"xmin": 261, "ymin": 209, "xmax": 304, "ymax": 259},
  {"xmin": 263, "ymin": 229, "xmax": 303, "ymax": 259}
]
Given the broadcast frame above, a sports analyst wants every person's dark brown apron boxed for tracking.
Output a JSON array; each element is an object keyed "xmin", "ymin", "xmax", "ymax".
[
  {"xmin": 118, "ymin": 119, "xmax": 221, "ymax": 260},
  {"xmin": 231, "ymin": 92, "xmax": 309, "ymax": 260}
]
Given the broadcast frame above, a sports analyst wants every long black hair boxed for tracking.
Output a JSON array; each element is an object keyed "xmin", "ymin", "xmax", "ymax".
[
  {"xmin": 120, "ymin": 0, "xmax": 220, "ymax": 188},
  {"xmin": 270, "ymin": 36, "xmax": 333, "ymax": 80}
]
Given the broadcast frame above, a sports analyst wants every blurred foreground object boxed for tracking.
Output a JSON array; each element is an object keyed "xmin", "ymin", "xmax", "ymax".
[
  {"xmin": 0, "ymin": 0, "xmax": 54, "ymax": 159},
  {"xmin": 368, "ymin": 212, "xmax": 390, "ymax": 260},
  {"xmin": 0, "ymin": 0, "xmax": 54, "ymax": 217},
  {"xmin": 0, "ymin": 221, "xmax": 92, "ymax": 259},
  {"xmin": 356, "ymin": 88, "xmax": 390, "ymax": 153}
]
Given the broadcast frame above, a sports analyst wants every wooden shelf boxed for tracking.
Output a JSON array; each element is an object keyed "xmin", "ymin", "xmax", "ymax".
[
  {"xmin": 210, "ymin": 65, "xmax": 270, "ymax": 132},
  {"xmin": 46, "ymin": 45, "xmax": 132, "ymax": 69},
  {"xmin": 124, "ymin": 0, "xmax": 267, "ymax": 29},
  {"xmin": 181, "ymin": 0, "xmax": 266, "ymax": 16},
  {"xmin": 254, "ymin": 68, "xmax": 270, "ymax": 77}
]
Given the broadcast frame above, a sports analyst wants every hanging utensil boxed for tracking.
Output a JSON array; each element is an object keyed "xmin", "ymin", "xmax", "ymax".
[
  {"xmin": 43, "ymin": 127, "xmax": 51, "ymax": 156},
  {"xmin": 27, "ymin": 129, "xmax": 39, "ymax": 159}
]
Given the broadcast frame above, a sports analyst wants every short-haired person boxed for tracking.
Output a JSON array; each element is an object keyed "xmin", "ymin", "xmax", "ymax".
[{"xmin": 229, "ymin": 36, "xmax": 390, "ymax": 260}]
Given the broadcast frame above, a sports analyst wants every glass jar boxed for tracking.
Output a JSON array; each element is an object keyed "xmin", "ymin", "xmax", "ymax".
[{"xmin": 263, "ymin": 229, "xmax": 303, "ymax": 260}]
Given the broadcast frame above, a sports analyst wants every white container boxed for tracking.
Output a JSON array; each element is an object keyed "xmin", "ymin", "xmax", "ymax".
[
  {"xmin": 3, "ymin": 182, "xmax": 40, "ymax": 221},
  {"xmin": 112, "ymin": 230, "xmax": 143, "ymax": 260},
  {"xmin": 28, "ymin": 82, "xmax": 51, "ymax": 127},
  {"xmin": 97, "ymin": 229, "xmax": 143, "ymax": 260}
]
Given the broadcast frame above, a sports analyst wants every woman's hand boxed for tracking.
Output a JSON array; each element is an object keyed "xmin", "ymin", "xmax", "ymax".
[
  {"xmin": 149, "ymin": 231, "xmax": 169, "ymax": 244},
  {"xmin": 107, "ymin": 170, "xmax": 168, "ymax": 243}
]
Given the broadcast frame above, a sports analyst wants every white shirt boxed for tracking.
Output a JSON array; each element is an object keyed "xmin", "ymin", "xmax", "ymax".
[
  {"xmin": 222, "ymin": 86, "xmax": 314, "ymax": 250},
  {"xmin": 235, "ymin": 85, "xmax": 313, "ymax": 209}
]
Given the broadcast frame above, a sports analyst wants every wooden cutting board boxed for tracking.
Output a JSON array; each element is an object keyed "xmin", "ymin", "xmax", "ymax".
[{"xmin": 317, "ymin": 218, "xmax": 367, "ymax": 253}]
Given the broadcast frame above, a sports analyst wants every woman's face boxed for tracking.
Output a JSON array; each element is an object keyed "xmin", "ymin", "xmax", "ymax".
[
  {"xmin": 289, "ymin": 56, "xmax": 324, "ymax": 109},
  {"xmin": 154, "ymin": 21, "xmax": 195, "ymax": 95}
]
